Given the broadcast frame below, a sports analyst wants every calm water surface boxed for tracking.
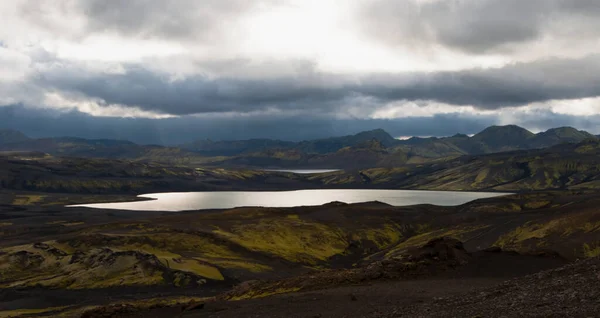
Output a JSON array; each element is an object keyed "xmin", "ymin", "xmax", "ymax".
[{"xmin": 69, "ymin": 189, "xmax": 508, "ymax": 212}]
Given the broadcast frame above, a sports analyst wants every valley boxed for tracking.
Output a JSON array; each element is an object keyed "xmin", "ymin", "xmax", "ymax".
[{"xmin": 1, "ymin": 125, "xmax": 600, "ymax": 317}]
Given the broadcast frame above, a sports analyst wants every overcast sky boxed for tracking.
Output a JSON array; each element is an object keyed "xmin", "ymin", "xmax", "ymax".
[{"xmin": 2, "ymin": 0, "xmax": 600, "ymax": 143}]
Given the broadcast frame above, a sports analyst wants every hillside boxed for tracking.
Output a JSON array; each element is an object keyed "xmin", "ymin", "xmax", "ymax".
[
  {"xmin": 1, "ymin": 191, "xmax": 599, "ymax": 317},
  {"xmin": 180, "ymin": 139, "xmax": 296, "ymax": 156},
  {"xmin": 2, "ymin": 139, "xmax": 600, "ymax": 196},
  {"xmin": 0, "ymin": 134, "xmax": 215, "ymax": 165},
  {"xmin": 217, "ymin": 139, "xmax": 409, "ymax": 169},
  {"xmin": 313, "ymin": 139, "xmax": 600, "ymax": 191},
  {"xmin": 179, "ymin": 129, "xmax": 398, "ymax": 156}
]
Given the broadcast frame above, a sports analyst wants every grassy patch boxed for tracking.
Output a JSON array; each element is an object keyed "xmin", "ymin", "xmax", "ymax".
[
  {"xmin": 0, "ymin": 306, "xmax": 69, "ymax": 318},
  {"xmin": 583, "ymin": 243, "xmax": 600, "ymax": 258},
  {"xmin": 195, "ymin": 258, "xmax": 272, "ymax": 273},
  {"xmin": 357, "ymin": 223, "xmax": 402, "ymax": 249},
  {"xmin": 11, "ymin": 194, "xmax": 46, "ymax": 205},
  {"xmin": 522, "ymin": 200, "xmax": 551, "ymax": 209},
  {"xmin": 213, "ymin": 219, "xmax": 348, "ymax": 265},
  {"xmin": 385, "ymin": 226, "xmax": 486, "ymax": 258},
  {"xmin": 230, "ymin": 287, "xmax": 301, "ymax": 301}
]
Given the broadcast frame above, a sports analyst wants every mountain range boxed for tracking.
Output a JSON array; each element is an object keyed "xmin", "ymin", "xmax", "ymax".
[
  {"xmin": 3, "ymin": 137, "xmax": 600, "ymax": 194},
  {"xmin": 0, "ymin": 125, "xmax": 598, "ymax": 169}
]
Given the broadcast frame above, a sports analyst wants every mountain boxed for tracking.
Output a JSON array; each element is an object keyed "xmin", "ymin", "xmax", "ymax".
[
  {"xmin": 311, "ymin": 138, "xmax": 600, "ymax": 191},
  {"xmin": 215, "ymin": 139, "xmax": 409, "ymax": 169},
  {"xmin": 295, "ymin": 129, "xmax": 398, "ymax": 154},
  {"xmin": 529, "ymin": 127, "xmax": 596, "ymax": 148},
  {"xmin": 393, "ymin": 136, "xmax": 467, "ymax": 160},
  {"xmin": 401, "ymin": 125, "xmax": 538, "ymax": 156},
  {"xmin": 464, "ymin": 124, "xmax": 536, "ymax": 153},
  {"xmin": 180, "ymin": 129, "xmax": 398, "ymax": 156},
  {"xmin": 0, "ymin": 135, "xmax": 210, "ymax": 165},
  {"xmin": 1, "ymin": 126, "xmax": 598, "ymax": 169},
  {"xmin": 180, "ymin": 138, "xmax": 296, "ymax": 156},
  {"xmin": 189, "ymin": 125, "xmax": 599, "ymax": 168},
  {"xmin": 0, "ymin": 129, "xmax": 31, "ymax": 145},
  {"xmin": 395, "ymin": 125, "xmax": 598, "ymax": 159}
]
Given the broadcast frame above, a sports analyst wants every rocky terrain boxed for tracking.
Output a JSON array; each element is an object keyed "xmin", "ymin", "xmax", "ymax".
[
  {"xmin": 1, "ymin": 190, "xmax": 600, "ymax": 317},
  {"xmin": 385, "ymin": 256, "xmax": 600, "ymax": 317}
]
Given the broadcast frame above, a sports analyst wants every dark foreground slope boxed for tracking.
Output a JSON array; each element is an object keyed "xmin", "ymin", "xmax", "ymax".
[
  {"xmin": 387, "ymin": 257, "xmax": 600, "ymax": 318},
  {"xmin": 82, "ymin": 238, "xmax": 570, "ymax": 318},
  {"xmin": 137, "ymin": 254, "xmax": 598, "ymax": 318},
  {"xmin": 1, "ymin": 191, "xmax": 600, "ymax": 317}
]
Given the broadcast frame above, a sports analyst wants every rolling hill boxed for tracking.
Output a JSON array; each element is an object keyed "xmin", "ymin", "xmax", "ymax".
[
  {"xmin": 0, "ymin": 130, "xmax": 214, "ymax": 165},
  {"xmin": 2, "ymin": 138, "xmax": 600, "ymax": 195},
  {"xmin": 1, "ymin": 190, "xmax": 600, "ymax": 317},
  {"xmin": 313, "ymin": 139, "xmax": 600, "ymax": 191}
]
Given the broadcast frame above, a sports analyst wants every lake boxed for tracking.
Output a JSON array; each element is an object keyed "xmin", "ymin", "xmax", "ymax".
[{"xmin": 69, "ymin": 189, "xmax": 508, "ymax": 212}]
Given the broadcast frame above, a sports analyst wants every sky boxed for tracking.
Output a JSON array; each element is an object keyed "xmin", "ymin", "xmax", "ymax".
[{"xmin": 2, "ymin": 0, "xmax": 600, "ymax": 143}]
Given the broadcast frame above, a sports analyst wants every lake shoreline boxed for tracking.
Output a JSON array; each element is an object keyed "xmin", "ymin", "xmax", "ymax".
[{"xmin": 68, "ymin": 189, "xmax": 510, "ymax": 212}]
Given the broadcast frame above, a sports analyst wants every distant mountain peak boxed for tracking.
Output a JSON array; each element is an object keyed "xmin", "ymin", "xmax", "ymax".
[
  {"xmin": 354, "ymin": 129, "xmax": 394, "ymax": 140},
  {"xmin": 542, "ymin": 126, "xmax": 590, "ymax": 136},
  {"xmin": 0, "ymin": 129, "xmax": 30, "ymax": 144},
  {"xmin": 476, "ymin": 124, "xmax": 534, "ymax": 134}
]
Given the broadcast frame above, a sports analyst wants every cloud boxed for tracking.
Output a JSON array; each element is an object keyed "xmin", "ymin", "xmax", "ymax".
[
  {"xmin": 15, "ymin": 0, "xmax": 286, "ymax": 49},
  {"xmin": 33, "ymin": 54, "xmax": 600, "ymax": 115},
  {"xmin": 2, "ymin": 0, "xmax": 600, "ymax": 142},
  {"xmin": 78, "ymin": 0, "xmax": 268, "ymax": 41},
  {"xmin": 360, "ymin": 0, "xmax": 600, "ymax": 54}
]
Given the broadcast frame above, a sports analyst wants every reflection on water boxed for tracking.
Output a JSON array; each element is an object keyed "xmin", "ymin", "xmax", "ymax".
[
  {"xmin": 263, "ymin": 169, "xmax": 340, "ymax": 174},
  {"xmin": 69, "ymin": 189, "xmax": 508, "ymax": 212}
]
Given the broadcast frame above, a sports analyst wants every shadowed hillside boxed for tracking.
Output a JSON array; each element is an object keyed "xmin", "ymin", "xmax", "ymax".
[
  {"xmin": 2, "ymin": 139, "xmax": 600, "ymax": 195},
  {"xmin": 312, "ymin": 139, "xmax": 600, "ymax": 191}
]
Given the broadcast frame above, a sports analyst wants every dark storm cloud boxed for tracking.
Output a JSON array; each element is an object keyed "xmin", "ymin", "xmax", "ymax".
[
  {"xmin": 35, "ymin": 55, "xmax": 600, "ymax": 114},
  {"xmin": 35, "ymin": 64, "xmax": 348, "ymax": 115},
  {"xmin": 0, "ymin": 104, "xmax": 495, "ymax": 144},
  {"xmin": 1, "ymin": 104, "xmax": 598, "ymax": 145},
  {"xmin": 359, "ymin": 55, "xmax": 600, "ymax": 109},
  {"xmin": 361, "ymin": 0, "xmax": 600, "ymax": 53}
]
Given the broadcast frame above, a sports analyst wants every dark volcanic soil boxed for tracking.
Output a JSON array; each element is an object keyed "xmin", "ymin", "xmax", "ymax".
[
  {"xmin": 2, "ymin": 191, "xmax": 600, "ymax": 317},
  {"xmin": 85, "ymin": 240, "xmax": 569, "ymax": 318},
  {"xmin": 384, "ymin": 257, "xmax": 600, "ymax": 318},
  {"xmin": 84, "ymin": 255, "xmax": 598, "ymax": 318}
]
